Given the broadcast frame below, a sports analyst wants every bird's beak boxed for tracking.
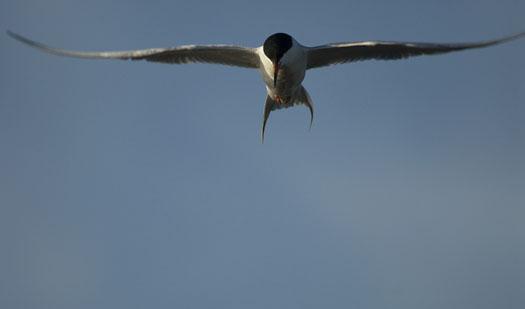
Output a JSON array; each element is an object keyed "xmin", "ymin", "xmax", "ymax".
[{"xmin": 273, "ymin": 62, "xmax": 279, "ymax": 87}]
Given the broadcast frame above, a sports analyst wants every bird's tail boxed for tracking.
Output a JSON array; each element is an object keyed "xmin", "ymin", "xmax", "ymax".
[{"xmin": 261, "ymin": 86, "xmax": 314, "ymax": 143}]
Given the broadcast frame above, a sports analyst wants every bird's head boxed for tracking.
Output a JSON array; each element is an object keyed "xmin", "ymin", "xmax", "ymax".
[{"xmin": 263, "ymin": 33, "xmax": 293, "ymax": 87}]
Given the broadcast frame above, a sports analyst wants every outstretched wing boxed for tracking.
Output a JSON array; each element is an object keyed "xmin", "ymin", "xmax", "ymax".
[
  {"xmin": 7, "ymin": 30, "xmax": 260, "ymax": 68},
  {"xmin": 306, "ymin": 32, "xmax": 525, "ymax": 69}
]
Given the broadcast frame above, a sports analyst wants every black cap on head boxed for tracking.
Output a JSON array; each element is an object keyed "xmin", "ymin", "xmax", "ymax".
[{"xmin": 263, "ymin": 33, "xmax": 293, "ymax": 63}]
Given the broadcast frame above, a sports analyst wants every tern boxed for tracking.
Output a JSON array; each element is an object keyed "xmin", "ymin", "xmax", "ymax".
[{"xmin": 7, "ymin": 30, "xmax": 525, "ymax": 141}]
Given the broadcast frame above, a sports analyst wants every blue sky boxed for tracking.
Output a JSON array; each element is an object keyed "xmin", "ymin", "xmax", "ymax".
[{"xmin": 1, "ymin": 1, "xmax": 524, "ymax": 308}]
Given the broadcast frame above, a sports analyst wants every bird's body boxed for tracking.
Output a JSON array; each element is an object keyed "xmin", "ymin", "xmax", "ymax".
[
  {"xmin": 7, "ymin": 30, "xmax": 525, "ymax": 141},
  {"xmin": 259, "ymin": 34, "xmax": 306, "ymax": 102}
]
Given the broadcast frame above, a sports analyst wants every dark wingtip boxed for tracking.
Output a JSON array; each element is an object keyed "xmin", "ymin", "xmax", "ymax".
[
  {"xmin": 6, "ymin": 30, "xmax": 39, "ymax": 48},
  {"xmin": 6, "ymin": 30, "xmax": 25, "ymax": 41},
  {"xmin": 6, "ymin": 30, "xmax": 18, "ymax": 40},
  {"xmin": 493, "ymin": 31, "xmax": 525, "ymax": 45}
]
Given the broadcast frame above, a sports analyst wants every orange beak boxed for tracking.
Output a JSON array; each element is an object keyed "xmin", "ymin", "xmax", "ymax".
[{"xmin": 273, "ymin": 62, "xmax": 279, "ymax": 87}]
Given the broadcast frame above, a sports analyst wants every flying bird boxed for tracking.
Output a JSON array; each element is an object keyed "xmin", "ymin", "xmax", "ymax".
[{"xmin": 7, "ymin": 30, "xmax": 525, "ymax": 141}]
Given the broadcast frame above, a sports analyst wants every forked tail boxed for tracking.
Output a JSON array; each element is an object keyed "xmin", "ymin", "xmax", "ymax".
[{"xmin": 261, "ymin": 86, "xmax": 314, "ymax": 142}]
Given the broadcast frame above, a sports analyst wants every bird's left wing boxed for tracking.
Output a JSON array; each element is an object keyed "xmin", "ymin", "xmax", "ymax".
[
  {"xmin": 306, "ymin": 32, "xmax": 525, "ymax": 69},
  {"xmin": 7, "ymin": 31, "xmax": 260, "ymax": 68}
]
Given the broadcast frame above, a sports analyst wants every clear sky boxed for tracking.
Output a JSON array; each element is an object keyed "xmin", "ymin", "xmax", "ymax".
[{"xmin": 1, "ymin": 1, "xmax": 524, "ymax": 308}]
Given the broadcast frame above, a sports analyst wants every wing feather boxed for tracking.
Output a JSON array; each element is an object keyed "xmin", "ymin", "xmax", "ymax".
[
  {"xmin": 7, "ymin": 30, "xmax": 259, "ymax": 68},
  {"xmin": 307, "ymin": 32, "xmax": 525, "ymax": 69}
]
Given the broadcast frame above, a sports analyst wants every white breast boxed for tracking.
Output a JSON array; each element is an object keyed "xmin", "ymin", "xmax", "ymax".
[{"xmin": 257, "ymin": 39, "xmax": 307, "ymax": 98}]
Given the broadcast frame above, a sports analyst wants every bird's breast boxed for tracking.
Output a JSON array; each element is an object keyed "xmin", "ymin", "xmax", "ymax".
[
  {"xmin": 257, "ymin": 44, "xmax": 307, "ymax": 99},
  {"xmin": 261, "ymin": 62, "xmax": 306, "ymax": 96}
]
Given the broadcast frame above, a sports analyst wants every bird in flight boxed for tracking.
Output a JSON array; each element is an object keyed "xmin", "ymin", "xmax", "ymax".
[{"xmin": 7, "ymin": 30, "xmax": 525, "ymax": 141}]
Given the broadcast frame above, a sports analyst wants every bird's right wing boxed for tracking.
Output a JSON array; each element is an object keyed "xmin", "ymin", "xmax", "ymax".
[
  {"xmin": 306, "ymin": 32, "xmax": 525, "ymax": 69},
  {"xmin": 7, "ymin": 31, "xmax": 260, "ymax": 68}
]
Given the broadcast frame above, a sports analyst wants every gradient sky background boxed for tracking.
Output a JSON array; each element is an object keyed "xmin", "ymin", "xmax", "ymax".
[{"xmin": 1, "ymin": 1, "xmax": 524, "ymax": 308}]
